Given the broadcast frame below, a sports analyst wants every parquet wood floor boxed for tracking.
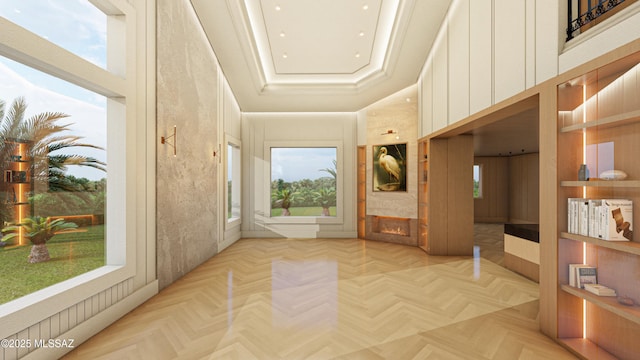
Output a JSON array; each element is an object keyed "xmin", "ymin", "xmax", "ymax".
[{"xmin": 64, "ymin": 235, "xmax": 575, "ymax": 359}]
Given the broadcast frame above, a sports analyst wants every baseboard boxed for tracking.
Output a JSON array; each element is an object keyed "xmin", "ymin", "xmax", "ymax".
[{"xmin": 24, "ymin": 280, "xmax": 159, "ymax": 360}]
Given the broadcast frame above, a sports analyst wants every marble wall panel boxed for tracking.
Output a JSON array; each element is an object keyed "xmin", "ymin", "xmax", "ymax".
[{"xmin": 156, "ymin": 0, "xmax": 219, "ymax": 289}]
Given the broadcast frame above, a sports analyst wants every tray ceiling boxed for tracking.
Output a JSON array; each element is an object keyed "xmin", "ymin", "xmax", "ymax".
[{"xmin": 190, "ymin": 0, "xmax": 452, "ymax": 112}]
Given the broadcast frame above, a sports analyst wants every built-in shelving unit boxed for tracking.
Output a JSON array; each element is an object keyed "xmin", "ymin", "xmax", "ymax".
[
  {"xmin": 556, "ymin": 50, "xmax": 640, "ymax": 359},
  {"xmin": 418, "ymin": 140, "xmax": 428, "ymax": 252},
  {"xmin": 357, "ymin": 146, "xmax": 366, "ymax": 239}
]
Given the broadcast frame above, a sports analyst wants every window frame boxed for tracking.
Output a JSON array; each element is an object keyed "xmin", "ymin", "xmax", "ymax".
[
  {"xmin": 263, "ymin": 141, "xmax": 343, "ymax": 225},
  {"xmin": 473, "ymin": 164, "xmax": 483, "ymax": 199},
  {"xmin": 0, "ymin": 0, "xmax": 141, "ymax": 335},
  {"xmin": 225, "ymin": 134, "xmax": 241, "ymax": 229}
]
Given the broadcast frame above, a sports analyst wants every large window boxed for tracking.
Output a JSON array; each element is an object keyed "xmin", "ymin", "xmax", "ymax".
[
  {"xmin": 0, "ymin": 56, "xmax": 107, "ymax": 304},
  {"xmin": 0, "ymin": 0, "xmax": 107, "ymax": 68},
  {"xmin": 270, "ymin": 147, "xmax": 337, "ymax": 217},
  {"xmin": 0, "ymin": 0, "xmax": 135, "ymax": 318}
]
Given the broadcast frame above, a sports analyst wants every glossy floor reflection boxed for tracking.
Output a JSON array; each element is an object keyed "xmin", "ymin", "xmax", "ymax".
[{"xmin": 65, "ymin": 237, "xmax": 576, "ymax": 359}]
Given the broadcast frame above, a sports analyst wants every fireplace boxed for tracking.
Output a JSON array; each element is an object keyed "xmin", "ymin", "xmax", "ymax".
[
  {"xmin": 373, "ymin": 216, "xmax": 410, "ymax": 236},
  {"xmin": 365, "ymin": 215, "xmax": 417, "ymax": 246}
]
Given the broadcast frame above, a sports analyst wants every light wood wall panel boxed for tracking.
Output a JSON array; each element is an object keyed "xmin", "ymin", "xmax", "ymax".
[
  {"xmin": 428, "ymin": 135, "xmax": 474, "ymax": 256},
  {"xmin": 494, "ymin": 0, "xmax": 526, "ymax": 103},
  {"xmin": 474, "ymin": 156, "xmax": 509, "ymax": 223},
  {"xmin": 469, "ymin": 0, "xmax": 493, "ymax": 115},
  {"xmin": 448, "ymin": 0, "xmax": 470, "ymax": 124},
  {"xmin": 447, "ymin": 135, "xmax": 474, "ymax": 255},
  {"xmin": 428, "ymin": 138, "xmax": 449, "ymax": 255},
  {"xmin": 509, "ymin": 153, "xmax": 539, "ymax": 224}
]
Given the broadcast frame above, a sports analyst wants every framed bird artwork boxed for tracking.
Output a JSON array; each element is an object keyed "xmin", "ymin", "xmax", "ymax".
[{"xmin": 373, "ymin": 143, "xmax": 407, "ymax": 192}]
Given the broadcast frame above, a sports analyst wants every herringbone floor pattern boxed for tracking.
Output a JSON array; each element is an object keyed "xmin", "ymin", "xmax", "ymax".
[{"xmin": 65, "ymin": 228, "xmax": 575, "ymax": 359}]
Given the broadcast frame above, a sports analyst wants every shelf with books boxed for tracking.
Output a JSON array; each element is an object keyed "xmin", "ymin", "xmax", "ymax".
[
  {"xmin": 561, "ymin": 284, "xmax": 640, "ymax": 326},
  {"xmin": 555, "ymin": 50, "xmax": 640, "ymax": 359},
  {"xmin": 418, "ymin": 139, "xmax": 428, "ymax": 251},
  {"xmin": 560, "ymin": 232, "xmax": 640, "ymax": 256}
]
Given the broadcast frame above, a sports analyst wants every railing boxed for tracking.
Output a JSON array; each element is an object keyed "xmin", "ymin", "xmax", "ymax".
[{"xmin": 567, "ymin": 0, "xmax": 627, "ymax": 41}]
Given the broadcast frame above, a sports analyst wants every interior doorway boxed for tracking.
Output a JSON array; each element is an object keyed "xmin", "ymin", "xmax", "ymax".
[{"xmin": 466, "ymin": 98, "xmax": 540, "ymax": 281}]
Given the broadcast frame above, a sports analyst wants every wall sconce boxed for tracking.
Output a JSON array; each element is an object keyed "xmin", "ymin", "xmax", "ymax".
[
  {"xmin": 381, "ymin": 129, "xmax": 400, "ymax": 140},
  {"xmin": 161, "ymin": 125, "xmax": 177, "ymax": 156}
]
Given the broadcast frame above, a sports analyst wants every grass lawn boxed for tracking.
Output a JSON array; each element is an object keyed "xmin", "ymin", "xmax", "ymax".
[
  {"xmin": 0, "ymin": 225, "xmax": 105, "ymax": 304},
  {"xmin": 271, "ymin": 206, "xmax": 337, "ymax": 217}
]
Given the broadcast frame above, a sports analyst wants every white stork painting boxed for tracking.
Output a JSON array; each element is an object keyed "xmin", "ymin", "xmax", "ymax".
[{"xmin": 373, "ymin": 143, "xmax": 407, "ymax": 191}]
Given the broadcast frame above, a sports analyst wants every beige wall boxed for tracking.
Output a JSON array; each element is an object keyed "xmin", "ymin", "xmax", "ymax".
[
  {"xmin": 241, "ymin": 113, "xmax": 358, "ymax": 238},
  {"xmin": 156, "ymin": 0, "xmax": 221, "ymax": 289},
  {"xmin": 474, "ymin": 153, "xmax": 539, "ymax": 224},
  {"xmin": 365, "ymin": 87, "xmax": 419, "ymax": 219}
]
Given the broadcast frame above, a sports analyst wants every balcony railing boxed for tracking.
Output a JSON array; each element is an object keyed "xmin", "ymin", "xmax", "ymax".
[{"xmin": 567, "ymin": 0, "xmax": 627, "ymax": 41}]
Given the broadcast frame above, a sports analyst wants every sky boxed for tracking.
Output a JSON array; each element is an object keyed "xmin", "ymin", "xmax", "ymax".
[
  {"xmin": 0, "ymin": 0, "xmax": 107, "ymax": 180},
  {"xmin": 271, "ymin": 147, "xmax": 337, "ymax": 182}
]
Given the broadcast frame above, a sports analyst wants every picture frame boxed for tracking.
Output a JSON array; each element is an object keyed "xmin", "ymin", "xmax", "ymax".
[{"xmin": 373, "ymin": 143, "xmax": 407, "ymax": 192}]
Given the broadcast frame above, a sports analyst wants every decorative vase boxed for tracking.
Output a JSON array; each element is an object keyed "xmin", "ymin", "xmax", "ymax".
[{"xmin": 578, "ymin": 164, "xmax": 589, "ymax": 181}]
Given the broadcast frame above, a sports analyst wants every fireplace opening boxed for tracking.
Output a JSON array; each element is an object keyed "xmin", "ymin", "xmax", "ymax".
[{"xmin": 372, "ymin": 216, "xmax": 410, "ymax": 237}]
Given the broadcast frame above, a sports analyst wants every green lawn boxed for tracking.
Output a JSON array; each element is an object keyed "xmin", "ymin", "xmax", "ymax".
[
  {"xmin": 0, "ymin": 225, "xmax": 105, "ymax": 304},
  {"xmin": 271, "ymin": 206, "xmax": 337, "ymax": 217}
]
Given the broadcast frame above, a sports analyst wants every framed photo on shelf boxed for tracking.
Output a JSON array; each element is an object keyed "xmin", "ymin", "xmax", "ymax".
[{"xmin": 373, "ymin": 143, "xmax": 407, "ymax": 192}]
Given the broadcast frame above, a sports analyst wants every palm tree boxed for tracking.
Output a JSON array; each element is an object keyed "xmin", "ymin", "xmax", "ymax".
[
  {"xmin": 1, "ymin": 216, "xmax": 78, "ymax": 263},
  {"xmin": 272, "ymin": 189, "xmax": 293, "ymax": 216},
  {"xmin": 0, "ymin": 97, "xmax": 105, "ymax": 223},
  {"xmin": 319, "ymin": 159, "xmax": 337, "ymax": 187},
  {"xmin": 312, "ymin": 187, "xmax": 336, "ymax": 216}
]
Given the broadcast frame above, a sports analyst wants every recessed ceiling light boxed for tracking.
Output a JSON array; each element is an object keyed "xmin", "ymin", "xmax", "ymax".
[
  {"xmin": 275, "ymin": 5, "xmax": 281, "ymax": 11},
  {"xmin": 280, "ymin": 31, "xmax": 285, "ymax": 37},
  {"xmin": 359, "ymin": 31, "xmax": 365, "ymax": 37},
  {"xmin": 355, "ymin": 52, "xmax": 360, "ymax": 58},
  {"xmin": 363, "ymin": 4, "xmax": 369, "ymax": 10},
  {"xmin": 282, "ymin": 53, "xmax": 288, "ymax": 59},
  {"xmin": 406, "ymin": 98, "xmax": 411, "ymax": 102}
]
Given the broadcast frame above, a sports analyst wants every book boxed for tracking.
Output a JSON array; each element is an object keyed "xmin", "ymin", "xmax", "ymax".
[
  {"xmin": 600, "ymin": 199, "xmax": 633, "ymax": 241},
  {"xmin": 568, "ymin": 264, "xmax": 591, "ymax": 287},
  {"xmin": 583, "ymin": 283, "xmax": 617, "ymax": 296},
  {"xmin": 577, "ymin": 267, "xmax": 597, "ymax": 289}
]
